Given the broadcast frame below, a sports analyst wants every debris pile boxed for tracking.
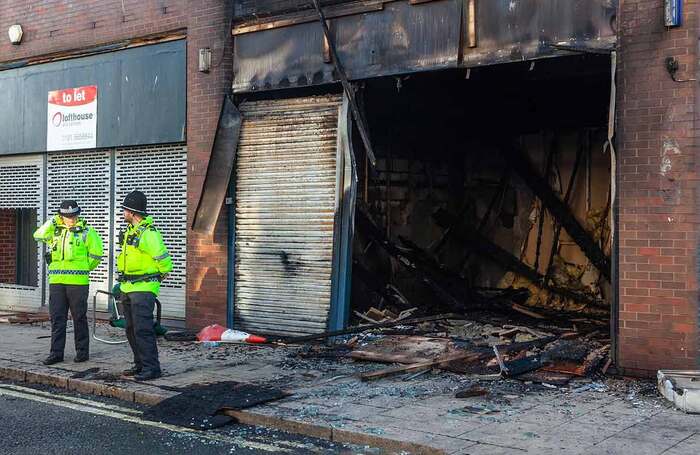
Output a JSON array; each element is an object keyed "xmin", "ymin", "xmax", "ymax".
[
  {"xmin": 271, "ymin": 309, "xmax": 610, "ymax": 389},
  {"xmin": 0, "ymin": 311, "xmax": 49, "ymax": 324},
  {"xmin": 353, "ymin": 203, "xmax": 609, "ymax": 329},
  {"xmin": 347, "ymin": 328, "xmax": 608, "ymax": 388}
]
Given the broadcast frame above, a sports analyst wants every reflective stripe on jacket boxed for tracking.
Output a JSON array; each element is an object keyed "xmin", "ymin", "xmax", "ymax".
[
  {"xmin": 116, "ymin": 216, "xmax": 173, "ymax": 296},
  {"xmin": 33, "ymin": 215, "xmax": 103, "ymax": 285}
]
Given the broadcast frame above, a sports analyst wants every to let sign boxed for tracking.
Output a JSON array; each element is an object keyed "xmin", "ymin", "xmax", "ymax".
[{"xmin": 47, "ymin": 85, "xmax": 97, "ymax": 151}]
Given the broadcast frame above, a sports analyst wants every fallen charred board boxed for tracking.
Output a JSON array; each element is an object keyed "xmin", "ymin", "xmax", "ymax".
[
  {"xmin": 440, "ymin": 336, "xmax": 560, "ymax": 374},
  {"xmin": 350, "ymin": 336, "xmax": 451, "ymax": 364},
  {"xmin": 142, "ymin": 381, "xmax": 288, "ymax": 430},
  {"xmin": 360, "ymin": 351, "xmax": 482, "ymax": 382},
  {"xmin": 493, "ymin": 340, "xmax": 609, "ymax": 379},
  {"xmin": 277, "ymin": 313, "xmax": 461, "ymax": 344},
  {"xmin": 356, "ymin": 336, "xmax": 559, "ymax": 379},
  {"xmin": 542, "ymin": 345, "xmax": 609, "ymax": 377},
  {"xmin": 516, "ymin": 370, "xmax": 575, "ymax": 387},
  {"xmin": 351, "ymin": 335, "xmax": 557, "ymax": 366},
  {"xmin": 497, "ymin": 353, "xmax": 549, "ymax": 377},
  {"xmin": 497, "ymin": 140, "xmax": 610, "ymax": 281},
  {"xmin": 433, "ymin": 208, "xmax": 609, "ymax": 312}
]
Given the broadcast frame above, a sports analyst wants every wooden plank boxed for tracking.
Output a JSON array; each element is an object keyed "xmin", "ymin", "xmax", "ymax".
[
  {"xmin": 360, "ymin": 351, "xmax": 481, "ymax": 381},
  {"xmin": 278, "ymin": 313, "xmax": 459, "ymax": 343},
  {"xmin": 467, "ymin": 0, "xmax": 477, "ymax": 48},
  {"xmin": 351, "ymin": 351, "xmax": 434, "ymax": 364},
  {"xmin": 232, "ymin": 1, "xmax": 385, "ymax": 35},
  {"xmin": 350, "ymin": 335, "xmax": 450, "ymax": 364}
]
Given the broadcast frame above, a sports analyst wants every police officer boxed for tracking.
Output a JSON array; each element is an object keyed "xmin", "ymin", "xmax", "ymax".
[
  {"xmin": 117, "ymin": 190, "xmax": 172, "ymax": 381},
  {"xmin": 34, "ymin": 200, "xmax": 103, "ymax": 365}
]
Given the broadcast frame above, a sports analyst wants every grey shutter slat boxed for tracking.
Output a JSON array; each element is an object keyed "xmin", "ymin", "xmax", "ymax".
[
  {"xmin": 234, "ymin": 95, "xmax": 342, "ymax": 336},
  {"xmin": 47, "ymin": 150, "xmax": 112, "ymax": 310},
  {"xmin": 114, "ymin": 145, "xmax": 188, "ymax": 319}
]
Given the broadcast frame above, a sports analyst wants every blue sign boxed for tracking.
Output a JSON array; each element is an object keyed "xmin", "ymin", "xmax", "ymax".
[{"xmin": 665, "ymin": 0, "xmax": 682, "ymax": 27}]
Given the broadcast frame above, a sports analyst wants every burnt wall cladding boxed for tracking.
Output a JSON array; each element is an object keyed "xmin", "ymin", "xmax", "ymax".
[
  {"xmin": 0, "ymin": 209, "xmax": 17, "ymax": 283},
  {"xmin": 234, "ymin": 0, "xmax": 352, "ymax": 20},
  {"xmin": 0, "ymin": 1, "xmax": 232, "ymax": 328},
  {"xmin": 616, "ymin": 0, "xmax": 699, "ymax": 375}
]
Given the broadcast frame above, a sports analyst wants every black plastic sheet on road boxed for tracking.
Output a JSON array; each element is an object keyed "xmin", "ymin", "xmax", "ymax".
[{"xmin": 143, "ymin": 381, "xmax": 288, "ymax": 430}]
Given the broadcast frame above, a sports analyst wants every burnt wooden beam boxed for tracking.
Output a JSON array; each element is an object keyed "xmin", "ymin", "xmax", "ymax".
[
  {"xmin": 544, "ymin": 131, "xmax": 586, "ymax": 282},
  {"xmin": 433, "ymin": 209, "xmax": 609, "ymax": 311},
  {"xmin": 357, "ymin": 206, "xmax": 466, "ymax": 311},
  {"xmin": 497, "ymin": 141, "xmax": 611, "ymax": 281},
  {"xmin": 311, "ymin": 0, "xmax": 377, "ymax": 167},
  {"xmin": 278, "ymin": 313, "xmax": 460, "ymax": 344}
]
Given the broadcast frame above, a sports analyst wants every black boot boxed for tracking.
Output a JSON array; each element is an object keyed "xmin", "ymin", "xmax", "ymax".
[
  {"xmin": 73, "ymin": 354, "xmax": 89, "ymax": 363},
  {"xmin": 134, "ymin": 370, "xmax": 162, "ymax": 381},
  {"xmin": 42, "ymin": 355, "xmax": 64, "ymax": 366},
  {"xmin": 122, "ymin": 366, "xmax": 142, "ymax": 377}
]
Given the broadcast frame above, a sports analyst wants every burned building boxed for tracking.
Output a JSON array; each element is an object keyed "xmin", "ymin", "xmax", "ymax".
[
  {"xmin": 0, "ymin": 1, "xmax": 696, "ymax": 378},
  {"xmin": 190, "ymin": 0, "xmax": 699, "ymax": 377}
]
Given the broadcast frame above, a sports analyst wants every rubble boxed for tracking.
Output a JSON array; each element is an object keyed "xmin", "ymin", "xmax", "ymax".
[{"xmin": 0, "ymin": 311, "xmax": 50, "ymax": 324}]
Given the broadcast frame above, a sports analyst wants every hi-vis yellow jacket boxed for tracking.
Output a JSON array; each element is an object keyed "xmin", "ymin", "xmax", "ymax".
[
  {"xmin": 34, "ymin": 215, "xmax": 103, "ymax": 285},
  {"xmin": 117, "ymin": 216, "xmax": 172, "ymax": 296}
]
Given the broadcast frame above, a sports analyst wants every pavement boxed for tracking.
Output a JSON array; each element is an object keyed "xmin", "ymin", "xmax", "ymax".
[{"xmin": 1, "ymin": 322, "xmax": 700, "ymax": 454}]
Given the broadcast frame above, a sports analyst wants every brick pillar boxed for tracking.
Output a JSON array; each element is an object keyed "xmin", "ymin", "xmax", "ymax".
[
  {"xmin": 616, "ymin": 1, "xmax": 699, "ymax": 375},
  {"xmin": 185, "ymin": 0, "xmax": 233, "ymax": 329},
  {"xmin": 0, "ymin": 209, "xmax": 17, "ymax": 284}
]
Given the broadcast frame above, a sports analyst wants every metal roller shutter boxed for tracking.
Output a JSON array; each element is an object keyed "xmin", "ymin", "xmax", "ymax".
[
  {"xmin": 114, "ymin": 145, "xmax": 187, "ymax": 319},
  {"xmin": 0, "ymin": 154, "xmax": 45, "ymax": 311},
  {"xmin": 47, "ymin": 150, "xmax": 112, "ymax": 309},
  {"xmin": 234, "ymin": 95, "xmax": 342, "ymax": 336}
]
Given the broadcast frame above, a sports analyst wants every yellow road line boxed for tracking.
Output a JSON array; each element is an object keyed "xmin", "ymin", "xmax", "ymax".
[{"xmin": 0, "ymin": 383, "xmax": 142, "ymax": 415}]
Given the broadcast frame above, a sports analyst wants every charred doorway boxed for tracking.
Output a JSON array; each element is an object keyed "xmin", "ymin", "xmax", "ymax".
[{"xmin": 352, "ymin": 54, "xmax": 613, "ymax": 334}]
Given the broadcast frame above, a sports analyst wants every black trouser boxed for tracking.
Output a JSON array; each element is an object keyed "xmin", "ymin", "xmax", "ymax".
[
  {"xmin": 49, "ymin": 284, "xmax": 90, "ymax": 358},
  {"xmin": 122, "ymin": 292, "xmax": 161, "ymax": 373}
]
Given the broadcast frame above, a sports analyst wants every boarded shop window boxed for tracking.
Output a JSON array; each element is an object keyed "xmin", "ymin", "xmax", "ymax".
[{"xmin": 0, "ymin": 208, "xmax": 38, "ymax": 287}]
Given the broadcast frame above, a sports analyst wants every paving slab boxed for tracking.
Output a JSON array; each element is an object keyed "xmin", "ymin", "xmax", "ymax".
[{"xmin": 661, "ymin": 433, "xmax": 700, "ymax": 455}]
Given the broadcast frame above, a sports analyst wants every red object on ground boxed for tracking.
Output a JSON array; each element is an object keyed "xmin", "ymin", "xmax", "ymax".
[
  {"xmin": 197, "ymin": 324, "xmax": 227, "ymax": 342},
  {"xmin": 196, "ymin": 324, "xmax": 267, "ymax": 344}
]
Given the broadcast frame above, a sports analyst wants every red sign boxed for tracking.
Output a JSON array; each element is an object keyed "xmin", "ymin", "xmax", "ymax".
[{"xmin": 48, "ymin": 86, "xmax": 98, "ymax": 107}]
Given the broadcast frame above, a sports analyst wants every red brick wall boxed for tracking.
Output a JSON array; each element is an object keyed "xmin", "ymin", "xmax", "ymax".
[
  {"xmin": 0, "ymin": 1, "xmax": 232, "ymax": 328},
  {"xmin": 616, "ymin": 1, "xmax": 699, "ymax": 376},
  {"xmin": 0, "ymin": 1, "xmax": 187, "ymax": 61},
  {"xmin": 185, "ymin": 1, "xmax": 233, "ymax": 329},
  {"xmin": 0, "ymin": 209, "xmax": 17, "ymax": 284}
]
